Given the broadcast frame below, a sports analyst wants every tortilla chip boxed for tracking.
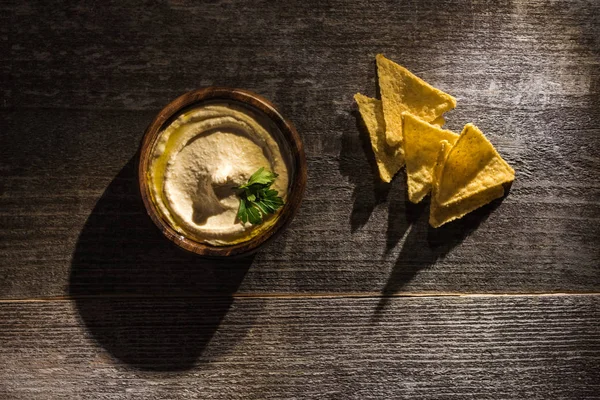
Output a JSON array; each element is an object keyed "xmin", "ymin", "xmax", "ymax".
[
  {"xmin": 376, "ymin": 54, "xmax": 457, "ymax": 147},
  {"xmin": 403, "ymin": 113, "xmax": 459, "ymax": 203},
  {"xmin": 429, "ymin": 141, "xmax": 505, "ymax": 228},
  {"xmin": 431, "ymin": 115, "xmax": 446, "ymax": 127},
  {"xmin": 430, "ymin": 185, "xmax": 505, "ymax": 228},
  {"xmin": 354, "ymin": 93, "xmax": 404, "ymax": 182},
  {"xmin": 436, "ymin": 123, "xmax": 515, "ymax": 207}
]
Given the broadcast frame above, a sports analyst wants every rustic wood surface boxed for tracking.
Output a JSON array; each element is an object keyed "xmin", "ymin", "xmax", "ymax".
[
  {"xmin": 2, "ymin": 0, "xmax": 599, "ymax": 298},
  {"xmin": 1, "ymin": 295, "xmax": 599, "ymax": 399},
  {"xmin": 1, "ymin": 0, "xmax": 599, "ymax": 398}
]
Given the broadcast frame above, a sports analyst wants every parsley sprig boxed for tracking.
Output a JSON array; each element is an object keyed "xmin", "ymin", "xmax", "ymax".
[{"xmin": 237, "ymin": 167, "xmax": 284, "ymax": 225}]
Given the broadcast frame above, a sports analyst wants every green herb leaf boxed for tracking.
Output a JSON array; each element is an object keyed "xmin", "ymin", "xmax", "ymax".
[
  {"xmin": 236, "ymin": 167, "xmax": 285, "ymax": 225},
  {"xmin": 237, "ymin": 198, "xmax": 248, "ymax": 224},
  {"xmin": 246, "ymin": 203, "xmax": 263, "ymax": 225},
  {"xmin": 238, "ymin": 167, "xmax": 279, "ymax": 189},
  {"xmin": 253, "ymin": 200, "xmax": 271, "ymax": 216}
]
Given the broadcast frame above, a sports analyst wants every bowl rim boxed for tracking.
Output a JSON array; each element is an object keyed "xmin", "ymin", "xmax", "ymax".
[{"xmin": 138, "ymin": 87, "xmax": 307, "ymax": 257}]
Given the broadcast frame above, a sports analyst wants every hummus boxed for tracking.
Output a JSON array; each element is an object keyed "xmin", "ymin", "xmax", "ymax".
[{"xmin": 149, "ymin": 102, "xmax": 290, "ymax": 246}]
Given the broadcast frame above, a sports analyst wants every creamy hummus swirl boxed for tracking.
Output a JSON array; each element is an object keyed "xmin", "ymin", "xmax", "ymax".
[{"xmin": 149, "ymin": 103, "xmax": 289, "ymax": 246}]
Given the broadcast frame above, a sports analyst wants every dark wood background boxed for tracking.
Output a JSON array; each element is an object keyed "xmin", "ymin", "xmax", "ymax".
[{"xmin": 2, "ymin": 0, "xmax": 599, "ymax": 398}]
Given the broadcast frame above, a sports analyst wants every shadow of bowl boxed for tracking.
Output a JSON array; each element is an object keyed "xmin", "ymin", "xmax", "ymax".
[{"xmin": 69, "ymin": 156, "xmax": 257, "ymax": 371}]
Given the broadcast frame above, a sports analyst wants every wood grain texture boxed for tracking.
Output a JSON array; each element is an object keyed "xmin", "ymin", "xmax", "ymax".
[
  {"xmin": 2, "ymin": 0, "xmax": 600, "ymax": 298},
  {"xmin": 1, "ymin": 295, "xmax": 599, "ymax": 399},
  {"xmin": 2, "ymin": 2, "xmax": 599, "ymax": 396}
]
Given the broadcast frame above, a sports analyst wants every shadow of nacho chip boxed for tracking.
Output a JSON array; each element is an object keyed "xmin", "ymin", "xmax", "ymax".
[
  {"xmin": 376, "ymin": 54, "xmax": 457, "ymax": 147},
  {"xmin": 403, "ymin": 113, "xmax": 459, "ymax": 204},
  {"xmin": 436, "ymin": 123, "xmax": 515, "ymax": 207},
  {"xmin": 429, "ymin": 140, "xmax": 505, "ymax": 228},
  {"xmin": 354, "ymin": 93, "xmax": 404, "ymax": 183}
]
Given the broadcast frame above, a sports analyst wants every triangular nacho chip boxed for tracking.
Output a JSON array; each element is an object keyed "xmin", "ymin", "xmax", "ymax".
[
  {"xmin": 429, "ymin": 141, "xmax": 505, "ymax": 228},
  {"xmin": 403, "ymin": 113, "xmax": 459, "ymax": 203},
  {"xmin": 431, "ymin": 115, "xmax": 446, "ymax": 127},
  {"xmin": 376, "ymin": 54, "xmax": 457, "ymax": 147},
  {"xmin": 354, "ymin": 93, "xmax": 404, "ymax": 182},
  {"xmin": 436, "ymin": 123, "xmax": 515, "ymax": 207}
]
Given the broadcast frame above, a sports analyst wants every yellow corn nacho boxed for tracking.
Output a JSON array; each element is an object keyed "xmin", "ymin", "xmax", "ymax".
[
  {"xmin": 431, "ymin": 115, "xmax": 446, "ymax": 127},
  {"xmin": 429, "ymin": 141, "xmax": 505, "ymax": 228},
  {"xmin": 436, "ymin": 123, "xmax": 515, "ymax": 207},
  {"xmin": 353, "ymin": 54, "xmax": 515, "ymax": 227},
  {"xmin": 376, "ymin": 54, "xmax": 457, "ymax": 147},
  {"xmin": 403, "ymin": 113, "xmax": 459, "ymax": 204},
  {"xmin": 354, "ymin": 93, "xmax": 404, "ymax": 183}
]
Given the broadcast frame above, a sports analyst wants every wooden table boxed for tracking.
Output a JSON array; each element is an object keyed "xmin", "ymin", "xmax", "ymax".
[{"xmin": 2, "ymin": 1, "xmax": 599, "ymax": 398}]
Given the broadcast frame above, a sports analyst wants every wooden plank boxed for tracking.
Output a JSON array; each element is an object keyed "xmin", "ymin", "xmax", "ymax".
[
  {"xmin": 2, "ymin": 0, "xmax": 600, "ymax": 298},
  {"xmin": 1, "ymin": 107, "xmax": 598, "ymax": 298},
  {"xmin": 3, "ymin": 0, "xmax": 600, "ymax": 111},
  {"xmin": 0, "ymin": 295, "xmax": 599, "ymax": 399}
]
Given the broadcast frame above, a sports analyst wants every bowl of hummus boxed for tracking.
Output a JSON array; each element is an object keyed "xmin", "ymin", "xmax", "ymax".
[{"xmin": 139, "ymin": 87, "xmax": 306, "ymax": 257}]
